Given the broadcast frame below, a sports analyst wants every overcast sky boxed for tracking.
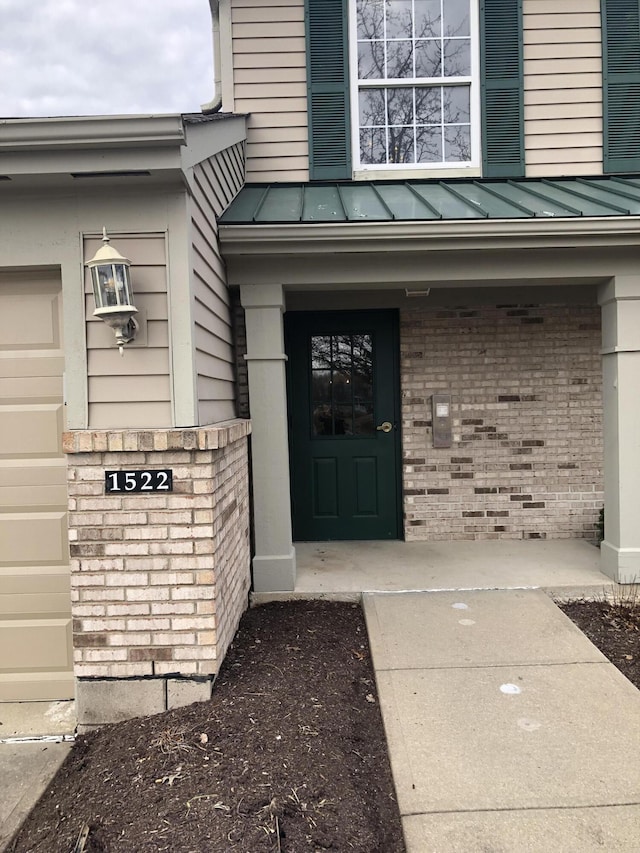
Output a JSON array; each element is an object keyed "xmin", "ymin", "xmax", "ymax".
[{"xmin": 0, "ymin": 0, "xmax": 215, "ymax": 118}]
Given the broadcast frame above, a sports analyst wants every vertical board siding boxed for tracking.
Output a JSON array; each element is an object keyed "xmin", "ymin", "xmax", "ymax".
[
  {"xmin": 232, "ymin": 0, "xmax": 309, "ymax": 181},
  {"xmin": 191, "ymin": 141, "xmax": 246, "ymax": 425},
  {"xmin": 523, "ymin": 0, "xmax": 603, "ymax": 176},
  {"xmin": 84, "ymin": 234, "xmax": 172, "ymax": 429}
]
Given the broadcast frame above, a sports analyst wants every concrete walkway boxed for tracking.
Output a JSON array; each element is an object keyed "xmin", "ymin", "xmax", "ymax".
[{"xmin": 364, "ymin": 589, "xmax": 640, "ymax": 852}]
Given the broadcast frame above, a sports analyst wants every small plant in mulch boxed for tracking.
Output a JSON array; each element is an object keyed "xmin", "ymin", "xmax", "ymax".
[
  {"xmin": 609, "ymin": 582, "xmax": 640, "ymax": 614},
  {"xmin": 560, "ymin": 585, "xmax": 640, "ymax": 690}
]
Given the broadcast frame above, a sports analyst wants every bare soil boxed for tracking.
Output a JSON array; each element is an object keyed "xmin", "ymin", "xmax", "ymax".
[{"xmin": 10, "ymin": 601, "xmax": 405, "ymax": 853}]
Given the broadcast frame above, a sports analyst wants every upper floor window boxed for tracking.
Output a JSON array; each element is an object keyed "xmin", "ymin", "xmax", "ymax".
[{"xmin": 350, "ymin": 0, "xmax": 480, "ymax": 171}]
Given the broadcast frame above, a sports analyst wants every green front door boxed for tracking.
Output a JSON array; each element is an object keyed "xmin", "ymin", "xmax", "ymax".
[{"xmin": 286, "ymin": 310, "xmax": 401, "ymax": 541}]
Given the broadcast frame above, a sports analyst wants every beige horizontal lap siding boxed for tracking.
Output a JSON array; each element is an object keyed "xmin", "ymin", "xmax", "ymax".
[
  {"xmin": 523, "ymin": 0, "xmax": 603, "ymax": 177},
  {"xmin": 191, "ymin": 141, "xmax": 246, "ymax": 425},
  {"xmin": 232, "ymin": 0, "xmax": 309, "ymax": 181},
  {"xmin": 84, "ymin": 234, "xmax": 171, "ymax": 429}
]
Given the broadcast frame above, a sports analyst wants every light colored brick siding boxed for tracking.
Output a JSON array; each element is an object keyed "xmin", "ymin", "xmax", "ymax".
[
  {"xmin": 400, "ymin": 304, "xmax": 603, "ymax": 540},
  {"xmin": 64, "ymin": 423, "xmax": 251, "ymax": 678}
]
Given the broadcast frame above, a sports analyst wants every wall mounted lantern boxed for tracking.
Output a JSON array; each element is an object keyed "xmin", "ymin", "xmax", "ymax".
[{"xmin": 86, "ymin": 227, "xmax": 138, "ymax": 355}]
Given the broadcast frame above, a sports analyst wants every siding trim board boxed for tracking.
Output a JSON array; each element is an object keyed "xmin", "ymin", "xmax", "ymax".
[{"xmin": 190, "ymin": 141, "xmax": 246, "ymax": 425}]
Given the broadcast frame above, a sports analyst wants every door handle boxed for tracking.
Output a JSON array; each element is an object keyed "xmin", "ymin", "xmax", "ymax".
[{"xmin": 376, "ymin": 421, "xmax": 393, "ymax": 433}]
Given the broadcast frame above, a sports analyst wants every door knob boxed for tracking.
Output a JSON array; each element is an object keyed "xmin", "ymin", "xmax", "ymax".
[{"xmin": 376, "ymin": 421, "xmax": 393, "ymax": 433}]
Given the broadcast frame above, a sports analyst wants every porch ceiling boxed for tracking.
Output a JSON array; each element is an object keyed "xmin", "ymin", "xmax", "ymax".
[{"xmin": 220, "ymin": 177, "xmax": 640, "ymax": 225}]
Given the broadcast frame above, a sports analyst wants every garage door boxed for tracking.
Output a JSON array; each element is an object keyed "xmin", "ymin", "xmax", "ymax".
[{"xmin": 0, "ymin": 273, "xmax": 73, "ymax": 700}]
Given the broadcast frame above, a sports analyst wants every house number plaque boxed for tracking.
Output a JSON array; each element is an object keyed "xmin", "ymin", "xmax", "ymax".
[{"xmin": 105, "ymin": 470, "xmax": 173, "ymax": 493}]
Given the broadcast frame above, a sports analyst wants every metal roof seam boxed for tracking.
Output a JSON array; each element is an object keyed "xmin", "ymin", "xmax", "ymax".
[
  {"xmin": 471, "ymin": 180, "xmax": 536, "ymax": 217},
  {"xmin": 539, "ymin": 178, "xmax": 630, "ymax": 215},
  {"xmin": 251, "ymin": 186, "xmax": 271, "ymax": 223},
  {"xmin": 505, "ymin": 179, "xmax": 581, "ymax": 216},
  {"xmin": 574, "ymin": 177, "xmax": 640, "ymax": 204},
  {"xmin": 436, "ymin": 180, "xmax": 489, "ymax": 217},
  {"xmin": 404, "ymin": 182, "xmax": 442, "ymax": 218},
  {"xmin": 595, "ymin": 176, "xmax": 640, "ymax": 203},
  {"xmin": 369, "ymin": 184, "xmax": 395, "ymax": 219},
  {"xmin": 335, "ymin": 184, "xmax": 348, "ymax": 221}
]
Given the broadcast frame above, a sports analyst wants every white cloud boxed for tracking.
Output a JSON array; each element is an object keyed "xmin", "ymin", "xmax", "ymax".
[{"xmin": 0, "ymin": 0, "xmax": 214, "ymax": 117}]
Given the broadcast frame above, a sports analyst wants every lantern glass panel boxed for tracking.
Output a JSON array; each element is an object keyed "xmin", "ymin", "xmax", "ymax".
[{"xmin": 92, "ymin": 263, "xmax": 133, "ymax": 308}]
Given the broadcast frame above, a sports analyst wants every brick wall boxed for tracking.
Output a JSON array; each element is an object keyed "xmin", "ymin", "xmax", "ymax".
[
  {"xmin": 63, "ymin": 421, "xmax": 251, "ymax": 724},
  {"xmin": 230, "ymin": 289, "xmax": 250, "ymax": 419},
  {"xmin": 400, "ymin": 303, "xmax": 603, "ymax": 540}
]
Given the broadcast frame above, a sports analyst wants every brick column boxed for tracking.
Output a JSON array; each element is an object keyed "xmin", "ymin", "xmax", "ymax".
[
  {"xmin": 63, "ymin": 420, "xmax": 251, "ymax": 728},
  {"xmin": 599, "ymin": 276, "xmax": 640, "ymax": 583}
]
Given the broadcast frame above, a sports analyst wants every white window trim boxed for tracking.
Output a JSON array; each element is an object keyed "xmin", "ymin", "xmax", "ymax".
[{"xmin": 348, "ymin": 0, "xmax": 481, "ymax": 174}]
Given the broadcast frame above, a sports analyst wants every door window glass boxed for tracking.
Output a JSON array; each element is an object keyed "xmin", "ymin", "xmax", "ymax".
[{"xmin": 311, "ymin": 333, "xmax": 374, "ymax": 435}]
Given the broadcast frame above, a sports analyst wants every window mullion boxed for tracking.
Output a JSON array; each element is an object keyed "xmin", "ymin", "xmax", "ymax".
[
  {"xmin": 383, "ymin": 0, "xmax": 387, "ymax": 80},
  {"xmin": 358, "ymin": 77, "xmax": 472, "ymax": 88},
  {"xmin": 413, "ymin": 87, "xmax": 417, "ymax": 166},
  {"xmin": 384, "ymin": 90, "xmax": 390, "ymax": 164}
]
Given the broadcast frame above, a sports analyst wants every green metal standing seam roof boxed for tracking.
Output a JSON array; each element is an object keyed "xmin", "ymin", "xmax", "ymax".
[{"xmin": 219, "ymin": 177, "xmax": 640, "ymax": 224}]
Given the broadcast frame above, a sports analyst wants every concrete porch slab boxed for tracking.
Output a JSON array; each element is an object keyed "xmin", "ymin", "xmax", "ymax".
[
  {"xmin": 376, "ymin": 661, "xmax": 640, "ymax": 815},
  {"xmin": 402, "ymin": 805, "xmax": 640, "ymax": 852},
  {"xmin": 292, "ymin": 539, "xmax": 611, "ymax": 596},
  {"xmin": 363, "ymin": 589, "xmax": 607, "ymax": 670}
]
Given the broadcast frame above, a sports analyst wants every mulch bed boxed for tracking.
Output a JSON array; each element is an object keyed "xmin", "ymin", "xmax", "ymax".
[
  {"xmin": 559, "ymin": 595, "xmax": 640, "ymax": 689},
  {"xmin": 10, "ymin": 601, "xmax": 405, "ymax": 853},
  {"xmin": 10, "ymin": 594, "xmax": 640, "ymax": 853}
]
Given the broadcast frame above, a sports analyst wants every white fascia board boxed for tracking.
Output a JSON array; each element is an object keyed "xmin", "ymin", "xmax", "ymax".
[
  {"xmin": 0, "ymin": 114, "xmax": 186, "ymax": 151},
  {"xmin": 1, "ymin": 146, "xmax": 184, "ymax": 179},
  {"xmin": 219, "ymin": 216, "xmax": 640, "ymax": 255},
  {"xmin": 180, "ymin": 115, "xmax": 247, "ymax": 171}
]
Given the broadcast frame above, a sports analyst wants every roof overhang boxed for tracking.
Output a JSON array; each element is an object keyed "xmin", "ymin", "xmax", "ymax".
[
  {"xmin": 0, "ymin": 112, "xmax": 246, "ymax": 193},
  {"xmin": 220, "ymin": 214, "xmax": 640, "ymax": 255},
  {"xmin": 219, "ymin": 177, "xmax": 640, "ymax": 289},
  {"xmin": 219, "ymin": 216, "xmax": 640, "ymax": 291}
]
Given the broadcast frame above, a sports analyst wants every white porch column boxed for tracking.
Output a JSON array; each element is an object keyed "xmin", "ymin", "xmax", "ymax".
[
  {"xmin": 599, "ymin": 276, "xmax": 640, "ymax": 583},
  {"xmin": 240, "ymin": 284, "xmax": 296, "ymax": 591}
]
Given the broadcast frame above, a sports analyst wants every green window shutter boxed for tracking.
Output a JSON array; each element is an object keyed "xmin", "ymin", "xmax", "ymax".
[
  {"xmin": 602, "ymin": 0, "xmax": 640, "ymax": 173},
  {"xmin": 305, "ymin": 0, "xmax": 352, "ymax": 180},
  {"xmin": 480, "ymin": 0, "xmax": 524, "ymax": 178}
]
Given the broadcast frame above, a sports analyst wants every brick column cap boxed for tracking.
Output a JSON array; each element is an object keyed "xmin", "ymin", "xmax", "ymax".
[{"xmin": 63, "ymin": 419, "xmax": 251, "ymax": 454}]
